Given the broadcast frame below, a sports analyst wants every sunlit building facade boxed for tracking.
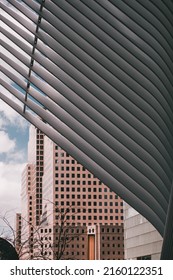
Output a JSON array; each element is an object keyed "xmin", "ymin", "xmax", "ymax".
[
  {"xmin": 21, "ymin": 125, "xmax": 124, "ymax": 260},
  {"xmin": 20, "ymin": 125, "xmax": 44, "ymax": 259}
]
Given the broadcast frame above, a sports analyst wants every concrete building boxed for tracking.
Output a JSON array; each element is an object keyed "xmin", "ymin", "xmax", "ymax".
[
  {"xmin": 20, "ymin": 125, "xmax": 44, "ymax": 259},
  {"xmin": 124, "ymin": 203, "xmax": 163, "ymax": 260},
  {"xmin": 27, "ymin": 126, "xmax": 44, "ymax": 227},
  {"xmin": 42, "ymin": 135, "xmax": 124, "ymax": 226},
  {"xmin": 37, "ymin": 223, "xmax": 124, "ymax": 260},
  {"xmin": 20, "ymin": 163, "xmax": 36, "ymax": 259},
  {"xmin": 15, "ymin": 213, "xmax": 21, "ymax": 256},
  {"xmin": 20, "ymin": 125, "xmax": 124, "ymax": 260},
  {"xmin": 20, "ymin": 125, "xmax": 163, "ymax": 260},
  {"xmin": 37, "ymin": 135, "xmax": 124, "ymax": 260}
]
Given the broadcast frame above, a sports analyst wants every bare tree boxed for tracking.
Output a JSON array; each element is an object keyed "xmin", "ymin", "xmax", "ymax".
[
  {"xmin": 0, "ymin": 210, "xmax": 16, "ymax": 247},
  {"xmin": 53, "ymin": 207, "xmax": 85, "ymax": 260},
  {"xmin": 37, "ymin": 203, "xmax": 86, "ymax": 260},
  {"xmin": 0, "ymin": 211, "xmax": 49, "ymax": 260},
  {"xmin": 0, "ymin": 205, "xmax": 86, "ymax": 260}
]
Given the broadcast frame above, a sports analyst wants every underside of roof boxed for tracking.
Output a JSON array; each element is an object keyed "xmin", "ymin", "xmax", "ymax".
[{"xmin": 1, "ymin": 0, "xmax": 173, "ymax": 258}]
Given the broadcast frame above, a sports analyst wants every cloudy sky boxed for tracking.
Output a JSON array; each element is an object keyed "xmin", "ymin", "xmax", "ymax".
[{"xmin": 0, "ymin": 99, "xmax": 29, "ymax": 229}]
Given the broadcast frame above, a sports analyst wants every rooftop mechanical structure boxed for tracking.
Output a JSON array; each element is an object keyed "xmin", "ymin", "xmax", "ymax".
[{"xmin": 0, "ymin": 0, "xmax": 173, "ymax": 259}]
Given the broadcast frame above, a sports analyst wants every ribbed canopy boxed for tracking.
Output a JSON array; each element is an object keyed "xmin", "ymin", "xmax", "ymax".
[{"xmin": 1, "ymin": 0, "xmax": 173, "ymax": 239}]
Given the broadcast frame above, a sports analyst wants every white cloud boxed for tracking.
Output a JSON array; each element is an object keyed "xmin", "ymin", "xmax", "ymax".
[
  {"xmin": 0, "ymin": 128, "xmax": 27, "ymax": 229},
  {"xmin": 0, "ymin": 130, "xmax": 16, "ymax": 153},
  {"xmin": 0, "ymin": 161, "xmax": 25, "ymax": 229},
  {"xmin": 0, "ymin": 98, "xmax": 29, "ymax": 130},
  {"xmin": 0, "ymin": 117, "xmax": 7, "ymax": 129},
  {"xmin": 7, "ymin": 149, "xmax": 26, "ymax": 163}
]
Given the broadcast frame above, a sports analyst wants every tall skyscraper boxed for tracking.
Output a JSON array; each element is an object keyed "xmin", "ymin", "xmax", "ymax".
[
  {"xmin": 27, "ymin": 126, "xmax": 44, "ymax": 227},
  {"xmin": 20, "ymin": 126, "xmax": 44, "ymax": 259},
  {"xmin": 20, "ymin": 125, "xmax": 124, "ymax": 260}
]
